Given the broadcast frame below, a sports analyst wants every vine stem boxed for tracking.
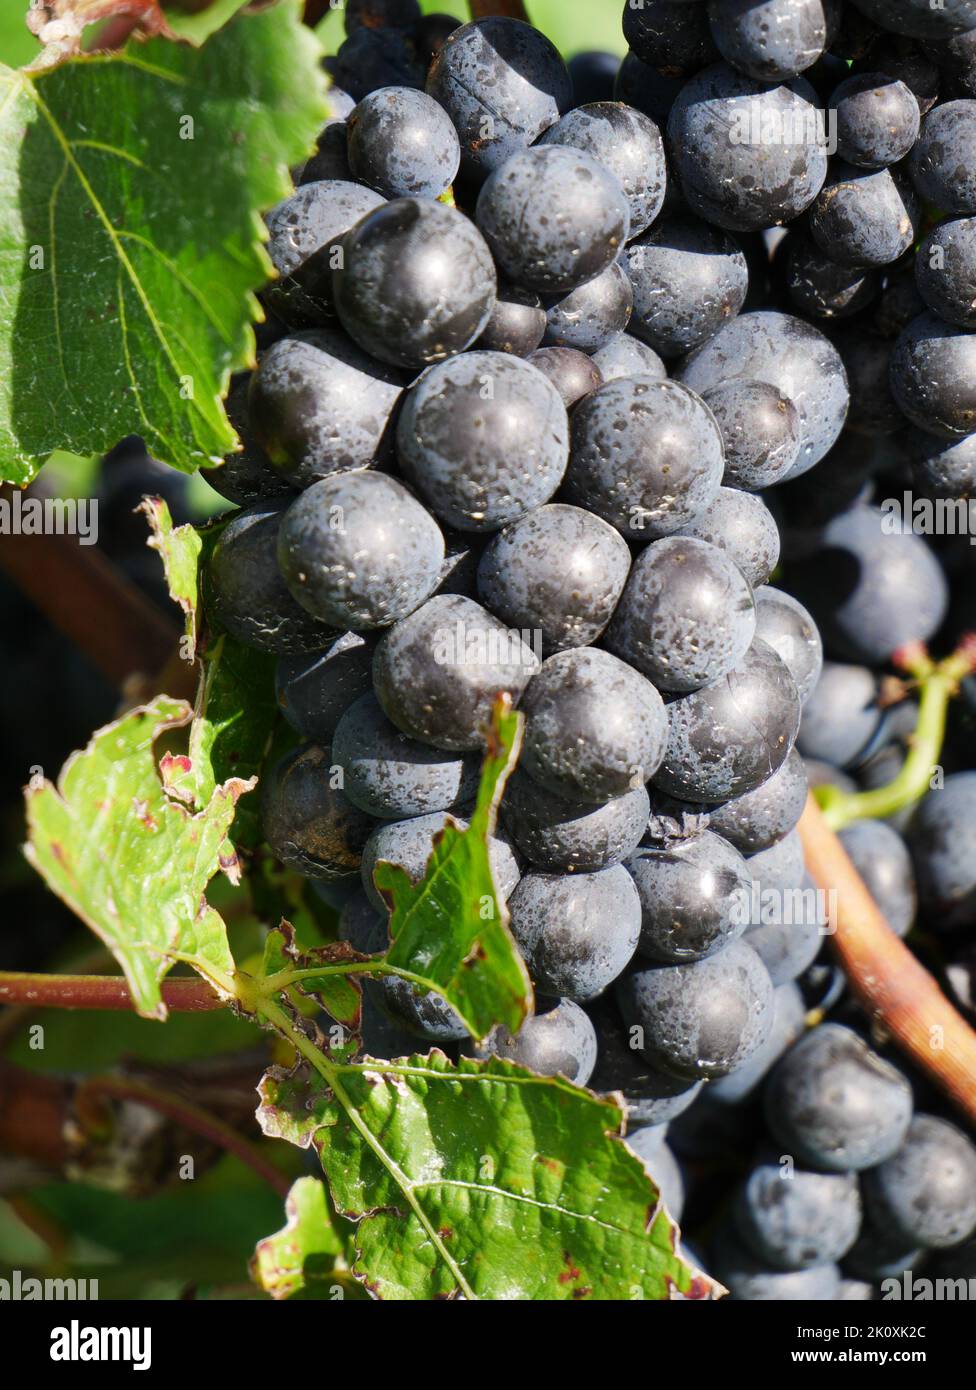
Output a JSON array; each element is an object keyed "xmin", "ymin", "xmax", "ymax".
[
  {"xmin": 78, "ymin": 1073, "xmax": 291, "ymax": 1197},
  {"xmin": 815, "ymin": 640, "xmax": 976, "ymax": 831},
  {"xmin": 0, "ymin": 482, "xmax": 187, "ymax": 693},
  {"xmin": 254, "ymin": 992, "xmax": 477, "ymax": 1300},
  {"xmin": 798, "ymin": 794, "xmax": 976, "ymax": 1126},
  {"xmin": 0, "ymin": 971, "xmax": 223, "ymax": 1011}
]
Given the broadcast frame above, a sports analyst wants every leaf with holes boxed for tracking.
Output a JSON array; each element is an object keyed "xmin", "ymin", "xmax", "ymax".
[
  {"xmin": 0, "ymin": 0, "xmax": 328, "ymax": 484},
  {"xmin": 374, "ymin": 697, "xmax": 532, "ymax": 1043},
  {"xmin": 24, "ymin": 695, "xmax": 247, "ymax": 1018},
  {"xmin": 257, "ymin": 1048, "xmax": 719, "ymax": 1301}
]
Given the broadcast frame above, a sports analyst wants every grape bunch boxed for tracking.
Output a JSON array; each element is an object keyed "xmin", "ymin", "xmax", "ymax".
[{"xmin": 205, "ymin": 0, "xmax": 976, "ymax": 1302}]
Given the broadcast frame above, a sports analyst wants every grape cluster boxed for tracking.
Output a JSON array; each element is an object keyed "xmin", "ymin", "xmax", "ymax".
[{"xmin": 205, "ymin": 0, "xmax": 976, "ymax": 1302}]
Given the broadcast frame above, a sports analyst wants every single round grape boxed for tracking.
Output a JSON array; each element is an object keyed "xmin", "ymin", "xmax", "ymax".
[
  {"xmin": 333, "ymin": 693, "xmax": 479, "ymax": 819},
  {"xmin": 374, "ymin": 975, "xmax": 468, "ymax": 1042},
  {"xmin": 476, "ymin": 280, "xmax": 546, "ymax": 357},
  {"xmin": 333, "ymin": 198, "xmax": 496, "ymax": 368},
  {"xmin": 248, "ymin": 330, "xmax": 406, "ymax": 488},
  {"xmin": 833, "ymin": 72, "xmax": 921, "ymax": 167},
  {"xmin": 591, "ymin": 333, "xmax": 666, "ymax": 383},
  {"xmin": 526, "ymin": 347, "xmax": 603, "ymax": 407},
  {"xmin": 709, "ymin": 981, "xmax": 806, "ymax": 1103},
  {"xmin": 263, "ymin": 180, "xmax": 385, "ymax": 328},
  {"xmin": 708, "ymin": 748, "xmax": 810, "ymax": 853},
  {"xmin": 797, "ymin": 660, "xmax": 881, "ymax": 767},
  {"xmin": 563, "ymin": 376, "xmax": 724, "ymax": 540},
  {"xmin": 262, "ymin": 743, "xmax": 375, "ymax": 880},
  {"xmin": 275, "ymin": 631, "xmax": 376, "ymax": 743},
  {"xmin": 910, "ymin": 99, "xmax": 976, "ymax": 212},
  {"xmin": 783, "ymin": 229, "xmax": 881, "ymax": 321},
  {"xmin": 671, "ymin": 488, "xmax": 780, "ymax": 588},
  {"xmin": 891, "ymin": 311, "xmax": 976, "ymax": 440},
  {"xmin": 907, "ymin": 771, "xmax": 976, "ymax": 927},
  {"xmin": 519, "ymin": 648, "xmax": 667, "ymax": 802},
  {"xmin": 277, "ymin": 471, "xmax": 444, "ymax": 629},
  {"xmin": 848, "ymin": 0, "xmax": 976, "ymax": 40},
  {"xmin": 464, "ymin": 997, "xmax": 598, "ymax": 1085},
  {"xmin": 476, "ymin": 503, "xmax": 631, "ymax": 656},
  {"xmin": 627, "ymin": 1132, "xmax": 686, "ymax": 1222},
  {"xmin": 476, "ymin": 145, "xmax": 630, "ymax": 295},
  {"xmin": 909, "ymin": 427, "xmax": 976, "ymax": 499},
  {"xmin": 653, "ymin": 639, "xmax": 801, "ymax": 803},
  {"xmin": 754, "ymin": 587, "xmax": 823, "ymax": 705},
  {"xmin": 809, "ymin": 162, "xmax": 920, "ymax": 269},
  {"xmin": 921, "ymin": 27, "xmax": 976, "ymax": 97},
  {"xmin": 372, "ymin": 593, "xmax": 540, "ymax": 751},
  {"xmin": 864, "ymin": 1115, "xmax": 976, "ymax": 1249},
  {"xmin": 542, "ymin": 261, "xmax": 633, "ymax": 354},
  {"xmin": 360, "ymin": 809, "xmax": 521, "ymax": 914},
  {"xmin": 703, "ymin": 380, "xmax": 801, "ymax": 491},
  {"xmin": 707, "ymin": 0, "xmax": 838, "ymax": 81},
  {"xmin": 764, "ymin": 1023, "xmax": 913, "ymax": 1171},
  {"xmin": 712, "ymin": 1231, "xmax": 841, "ymax": 1300},
  {"xmin": 628, "ymin": 829, "xmax": 751, "ymax": 963},
  {"xmin": 614, "ymin": 50, "xmax": 686, "ymax": 127},
  {"xmin": 508, "ymin": 865, "xmax": 642, "ymax": 1000},
  {"xmin": 604, "ymin": 535, "xmax": 756, "ymax": 693},
  {"xmin": 396, "ymin": 350, "xmax": 569, "ymax": 533},
  {"xmin": 839, "ymin": 819, "xmax": 916, "ymax": 938},
  {"xmin": 346, "ymin": 88, "xmax": 460, "ymax": 200},
  {"xmin": 616, "ymin": 939, "xmax": 775, "ymax": 1081},
  {"xmin": 501, "ymin": 770, "xmax": 650, "ymax": 874},
  {"xmin": 788, "ymin": 503, "xmax": 950, "ymax": 662},
  {"xmin": 624, "ymin": 214, "xmax": 749, "ymax": 360},
  {"xmin": 667, "ymin": 64, "xmax": 828, "ymax": 233},
  {"xmin": 299, "ymin": 120, "xmax": 353, "ymax": 184},
  {"xmin": 916, "ymin": 217, "xmax": 976, "ymax": 329},
  {"xmin": 537, "ymin": 100, "xmax": 667, "ymax": 237},
  {"xmin": 678, "ymin": 311, "xmax": 850, "ymax": 478},
  {"xmin": 426, "ymin": 17, "xmax": 571, "ymax": 177},
  {"xmin": 568, "ymin": 50, "xmax": 619, "ymax": 107},
  {"xmin": 586, "ymin": 995, "xmax": 704, "ymax": 1127},
  {"xmin": 623, "ymin": 0, "xmax": 717, "ymax": 75},
  {"xmin": 734, "ymin": 1156, "xmax": 862, "ymax": 1271},
  {"xmin": 343, "ymin": 0, "xmax": 420, "ymax": 36},
  {"xmin": 744, "ymin": 871, "xmax": 824, "ymax": 986},
  {"xmin": 327, "ymin": 27, "xmax": 426, "ymax": 103},
  {"xmin": 208, "ymin": 501, "xmax": 338, "ymax": 655},
  {"xmin": 746, "ymin": 826, "xmax": 806, "ymax": 898}
]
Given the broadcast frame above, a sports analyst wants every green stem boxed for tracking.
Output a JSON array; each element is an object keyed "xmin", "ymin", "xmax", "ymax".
[
  {"xmin": 255, "ymin": 993, "xmax": 476, "ymax": 1301},
  {"xmin": 264, "ymin": 960, "xmax": 440, "ymax": 996},
  {"xmin": 814, "ymin": 647, "xmax": 974, "ymax": 832}
]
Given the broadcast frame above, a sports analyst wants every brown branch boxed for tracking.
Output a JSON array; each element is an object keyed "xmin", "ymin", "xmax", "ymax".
[
  {"xmin": 0, "ymin": 971, "xmax": 223, "ymax": 1012},
  {"xmin": 799, "ymin": 794, "xmax": 976, "ymax": 1126},
  {"xmin": 0, "ymin": 483, "xmax": 185, "ymax": 691},
  {"xmin": 469, "ymin": 0, "xmax": 530, "ymax": 19},
  {"xmin": 79, "ymin": 1074, "xmax": 290, "ymax": 1197}
]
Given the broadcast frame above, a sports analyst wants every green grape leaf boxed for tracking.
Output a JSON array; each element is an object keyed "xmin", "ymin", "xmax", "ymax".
[
  {"xmin": 0, "ymin": 0, "xmax": 329, "ymax": 485},
  {"xmin": 257, "ymin": 921, "xmax": 364, "ymax": 1037},
  {"xmin": 257, "ymin": 1050, "xmax": 719, "ymax": 1302},
  {"xmin": 24, "ymin": 695, "xmax": 246, "ymax": 1019},
  {"xmin": 145, "ymin": 499, "xmax": 277, "ymax": 849},
  {"xmin": 374, "ymin": 697, "xmax": 532, "ymax": 1042},
  {"xmin": 250, "ymin": 1176, "xmax": 358, "ymax": 1302},
  {"xmin": 141, "ymin": 495, "xmax": 202, "ymax": 652}
]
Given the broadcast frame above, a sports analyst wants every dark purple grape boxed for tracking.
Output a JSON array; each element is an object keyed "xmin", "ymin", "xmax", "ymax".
[
  {"xmin": 671, "ymin": 487, "xmax": 780, "ymax": 587},
  {"xmin": 563, "ymin": 377, "xmax": 724, "ymax": 539},
  {"xmin": 808, "ymin": 162, "xmax": 920, "ymax": 269},
  {"xmin": 702, "ymin": 379, "xmax": 801, "ymax": 489},
  {"xmin": 754, "ymin": 587, "xmax": 823, "ymax": 705},
  {"xmin": 464, "ymin": 997, "xmax": 598, "ymax": 1085},
  {"xmin": 628, "ymin": 828, "xmax": 750, "ymax": 962},
  {"xmin": 708, "ymin": 747, "xmax": 810, "ymax": 853},
  {"xmin": 501, "ymin": 771, "xmax": 650, "ymax": 874},
  {"xmin": 832, "ymin": 72, "xmax": 921, "ymax": 167},
  {"xmin": 623, "ymin": 0, "xmax": 717, "ymax": 75},
  {"xmin": 525, "ymin": 347, "xmax": 603, "ymax": 407},
  {"xmin": 916, "ymin": 217, "xmax": 976, "ymax": 329},
  {"xmin": 262, "ymin": 742, "xmax": 375, "ymax": 880},
  {"xmin": 890, "ymin": 311, "xmax": 976, "ymax": 439},
  {"xmin": 538, "ymin": 99, "xmax": 667, "ymax": 237},
  {"xmin": 908, "ymin": 771, "xmax": 976, "ymax": 927},
  {"xmin": 476, "ymin": 280, "xmax": 546, "ymax": 356},
  {"xmin": 542, "ymin": 261, "xmax": 633, "ymax": 353},
  {"xmin": 346, "ymin": 87, "xmax": 460, "ymax": 199},
  {"xmin": 706, "ymin": 0, "xmax": 839, "ymax": 81},
  {"xmin": 590, "ymin": 332, "xmax": 666, "ymax": 382},
  {"xmin": 476, "ymin": 146, "xmax": 630, "ymax": 295},
  {"xmin": 275, "ymin": 632, "xmax": 376, "ymax": 744},
  {"xmin": 910, "ymin": 98, "xmax": 976, "ymax": 211}
]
